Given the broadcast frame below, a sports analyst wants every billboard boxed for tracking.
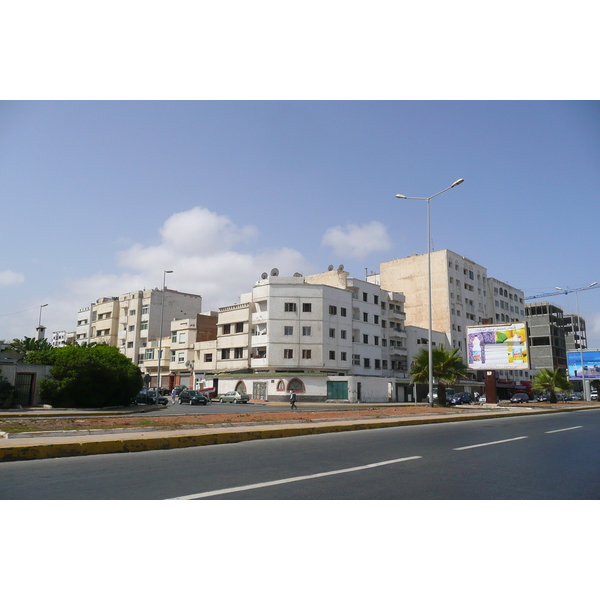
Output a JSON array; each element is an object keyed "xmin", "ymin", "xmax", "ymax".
[
  {"xmin": 467, "ymin": 323, "xmax": 529, "ymax": 370},
  {"xmin": 567, "ymin": 350, "xmax": 600, "ymax": 380}
]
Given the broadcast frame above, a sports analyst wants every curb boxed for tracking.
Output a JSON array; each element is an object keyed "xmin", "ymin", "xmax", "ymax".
[{"xmin": 1, "ymin": 404, "xmax": 599, "ymax": 463}]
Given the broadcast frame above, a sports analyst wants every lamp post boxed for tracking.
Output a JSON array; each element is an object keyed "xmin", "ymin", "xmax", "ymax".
[
  {"xmin": 396, "ymin": 179, "xmax": 464, "ymax": 407},
  {"xmin": 157, "ymin": 270, "xmax": 173, "ymax": 398},
  {"xmin": 556, "ymin": 282, "xmax": 598, "ymax": 401}
]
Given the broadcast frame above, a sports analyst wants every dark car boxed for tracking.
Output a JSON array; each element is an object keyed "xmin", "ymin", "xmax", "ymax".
[
  {"xmin": 178, "ymin": 390, "xmax": 210, "ymax": 405},
  {"xmin": 509, "ymin": 393, "xmax": 529, "ymax": 403},
  {"xmin": 448, "ymin": 392, "xmax": 473, "ymax": 405}
]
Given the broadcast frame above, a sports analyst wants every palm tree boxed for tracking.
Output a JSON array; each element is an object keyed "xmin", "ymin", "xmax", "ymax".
[
  {"xmin": 2, "ymin": 336, "xmax": 53, "ymax": 355},
  {"xmin": 409, "ymin": 345, "xmax": 468, "ymax": 406},
  {"xmin": 532, "ymin": 368, "xmax": 570, "ymax": 403}
]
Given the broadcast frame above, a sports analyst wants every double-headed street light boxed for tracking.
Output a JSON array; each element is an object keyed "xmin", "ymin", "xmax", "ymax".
[
  {"xmin": 396, "ymin": 179, "xmax": 464, "ymax": 407},
  {"xmin": 157, "ymin": 270, "xmax": 173, "ymax": 398},
  {"xmin": 555, "ymin": 282, "xmax": 598, "ymax": 401}
]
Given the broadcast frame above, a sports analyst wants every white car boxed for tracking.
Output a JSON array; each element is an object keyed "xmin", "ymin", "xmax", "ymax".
[{"xmin": 219, "ymin": 391, "xmax": 250, "ymax": 404}]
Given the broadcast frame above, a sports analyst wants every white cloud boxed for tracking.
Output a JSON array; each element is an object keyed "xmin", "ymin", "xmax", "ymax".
[
  {"xmin": 321, "ymin": 221, "xmax": 392, "ymax": 260},
  {"xmin": 38, "ymin": 207, "xmax": 313, "ymax": 336},
  {"xmin": 0, "ymin": 270, "xmax": 25, "ymax": 286}
]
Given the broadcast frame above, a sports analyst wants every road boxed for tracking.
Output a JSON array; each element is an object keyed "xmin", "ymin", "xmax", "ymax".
[{"xmin": 2, "ymin": 409, "xmax": 599, "ymax": 499}]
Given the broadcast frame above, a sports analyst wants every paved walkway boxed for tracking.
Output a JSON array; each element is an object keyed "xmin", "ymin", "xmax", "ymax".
[{"xmin": 2, "ymin": 403, "xmax": 598, "ymax": 462}]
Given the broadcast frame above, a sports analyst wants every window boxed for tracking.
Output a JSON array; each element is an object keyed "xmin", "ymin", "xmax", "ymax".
[
  {"xmin": 363, "ymin": 358, "xmax": 371, "ymax": 368},
  {"xmin": 141, "ymin": 305, "xmax": 149, "ymax": 314},
  {"xmin": 329, "ymin": 328, "xmax": 335, "ymax": 338},
  {"xmin": 340, "ymin": 330, "xmax": 347, "ymax": 339},
  {"xmin": 341, "ymin": 352, "xmax": 347, "ymax": 361},
  {"xmin": 302, "ymin": 303, "xmax": 312, "ymax": 312},
  {"xmin": 374, "ymin": 336, "xmax": 379, "ymax": 346},
  {"xmin": 221, "ymin": 349, "xmax": 230, "ymax": 359},
  {"xmin": 140, "ymin": 322, "xmax": 148, "ymax": 331},
  {"xmin": 170, "ymin": 350, "xmax": 176, "ymax": 363},
  {"xmin": 374, "ymin": 295, "xmax": 379, "ymax": 305},
  {"xmin": 375, "ymin": 359, "xmax": 381, "ymax": 370},
  {"xmin": 340, "ymin": 307, "xmax": 347, "ymax": 317},
  {"xmin": 178, "ymin": 352, "xmax": 185, "ymax": 363},
  {"xmin": 127, "ymin": 341, "xmax": 133, "ymax": 348},
  {"xmin": 284, "ymin": 349, "xmax": 294, "ymax": 359},
  {"xmin": 284, "ymin": 303, "xmax": 297, "ymax": 312},
  {"xmin": 363, "ymin": 334, "xmax": 369, "ymax": 344},
  {"xmin": 302, "ymin": 349, "xmax": 312, "ymax": 359},
  {"xmin": 284, "ymin": 326, "xmax": 294, "ymax": 336},
  {"xmin": 363, "ymin": 292, "xmax": 368, "ymax": 302},
  {"xmin": 144, "ymin": 348, "xmax": 155, "ymax": 360},
  {"xmin": 329, "ymin": 305, "xmax": 337, "ymax": 315},
  {"xmin": 171, "ymin": 332, "xmax": 177, "ymax": 342},
  {"xmin": 222, "ymin": 324, "xmax": 231, "ymax": 335},
  {"xmin": 235, "ymin": 322, "xmax": 243, "ymax": 333},
  {"xmin": 374, "ymin": 315, "xmax": 379, "ymax": 325},
  {"xmin": 363, "ymin": 312, "xmax": 368, "ymax": 322},
  {"xmin": 382, "ymin": 360, "xmax": 388, "ymax": 370},
  {"xmin": 234, "ymin": 348, "xmax": 243, "ymax": 359},
  {"xmin": 329, "ymin": 350, "xmax": 336, "ymax": 360},
  {"xmin": 352, "ymin": 354, "xmax": 360, "ymax": 365},
  {"xmin": 204, "ymin": 353, "xmax": 213, "ymax": 362},
  {"xmin": 302, "ymin": 326, "xmax": 312, "ymax": 336},
  {"xmin": 128, "ymin": 325, "xmax": 135, "ymax": 332},
  {"xmin": 178, "ymin": 332, "xmax": 186, "ymax": 343}
]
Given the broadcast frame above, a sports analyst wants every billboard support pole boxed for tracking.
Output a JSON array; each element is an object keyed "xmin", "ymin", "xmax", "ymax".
[{"xmin": 485, "ymin": 370, "xmax": 497, "ymax": 404}]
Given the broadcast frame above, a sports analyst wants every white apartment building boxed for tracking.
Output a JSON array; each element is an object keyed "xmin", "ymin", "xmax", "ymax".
[{"xmin": 202, "ymin": 268, "xmax": 410, "ymax": 403}]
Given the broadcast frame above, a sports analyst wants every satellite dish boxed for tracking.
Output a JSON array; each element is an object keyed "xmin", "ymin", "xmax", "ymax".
[
  {"xmin": 261, "ymin": 272, "xmax": 268, "ymax": 280},
  {"xmin": 185, "ymin": 360, "xmax": 190, "ymax": 367},
  {"xmin": 338, "ymin": 264, "xmax": 344, "ymax": 271},
  {"xmin": 293, "ymin": 272, "xmax": 303, "ymax": 277},
  {"xmin": 328, "ymin": 265, "xmax": 334, "ymax": 271},
  {"xmin": 270, "ymin": 268, "xmax": 279, "ymax": 277}
]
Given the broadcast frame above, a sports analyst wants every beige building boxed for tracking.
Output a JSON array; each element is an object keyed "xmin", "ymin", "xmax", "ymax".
[{"xmin": 379, "ymin": 250, "xmax": 489, "ymax": 361}]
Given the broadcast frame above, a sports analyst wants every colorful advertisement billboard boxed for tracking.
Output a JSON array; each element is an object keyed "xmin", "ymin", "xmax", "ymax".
[
  {"xmin": 567, "ymin": 350, "xmax": 600, "ymax": 380},
  {"xmin": 467, "ymin": 323, "xmax": 529, "ymax": 370}
]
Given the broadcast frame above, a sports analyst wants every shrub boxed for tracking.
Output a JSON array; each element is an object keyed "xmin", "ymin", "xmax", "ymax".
[{"xmin": 39, "ymin": 345, "xmax": 143, "ymax": 408}]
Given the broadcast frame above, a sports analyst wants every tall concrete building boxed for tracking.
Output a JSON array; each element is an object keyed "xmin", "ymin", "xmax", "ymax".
[
  {"xmin": 563, "ymin": 313, "xmax": 588, "ymax": 351},
  {"xmin": 75, "ymin": 288, "xmax": 204, "ymax": 366},
  {"xmin": 378, "ymin": 250, "xmax": 489, "ymax": 362},
  {"xmin": 525, "ymin": 301, "xmax": 568, "ymax": 371}
]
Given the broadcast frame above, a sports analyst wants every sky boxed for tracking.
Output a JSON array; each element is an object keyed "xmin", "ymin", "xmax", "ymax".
[{"xmin": 1, "ymin": 100, "xmax": 600, "ymax": 346}]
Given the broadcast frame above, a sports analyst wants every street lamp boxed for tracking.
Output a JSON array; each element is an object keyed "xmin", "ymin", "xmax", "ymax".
[
  {"xmin": 556, "ymin": 282, "xmax": 598, "ymax": 401},
  {"xmin": 157, "ymin": 270, "xmax": 173, "ymax": 398},
  {"xmin": 396, "ymin": 178, "xmax": 464, "ymax": 407}
]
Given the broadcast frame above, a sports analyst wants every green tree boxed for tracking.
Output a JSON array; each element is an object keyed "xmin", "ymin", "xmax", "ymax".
[
  {"xmin": 2, "ymin": 336, "xmax": 53, "ymax": 355},
  {"xmin": 409, "ymin": 345, "xmax": 468, "ymax": 406},
  {"xmin": 0, "ymin": 368, "xmax": 15, "ymax": 409},
  {"xmin": 532, "ymin": 368, "xmax": 570, "ymax": 403},
  {"xmin": 39, "ymin": 345, "xmax": 143, "ymax": 408}
]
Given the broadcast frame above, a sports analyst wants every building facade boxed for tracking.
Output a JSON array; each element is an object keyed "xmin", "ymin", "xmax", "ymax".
[{"xmin": 525, "ymin": 301, "xmax": 568, "ymax": 371}]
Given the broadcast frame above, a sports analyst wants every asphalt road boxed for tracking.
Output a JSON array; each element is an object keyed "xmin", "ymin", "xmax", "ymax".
[{"xmin": 2, "ymin": 409, "xmax": 599, "ymax": 499}]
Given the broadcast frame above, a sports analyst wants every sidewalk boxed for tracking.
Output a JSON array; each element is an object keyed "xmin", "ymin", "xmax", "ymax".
[{"xmin": 2, "ymin": 402, "xmax": 599, "ymax": 463}]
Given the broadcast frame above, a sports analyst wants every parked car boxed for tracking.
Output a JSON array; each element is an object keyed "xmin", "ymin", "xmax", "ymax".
[
  {"xmin": 172, "ymin": 385, "xmax": 188, "ymax": 396},
  {"xmin": 477, "ymin": 395, "xmax": 486, "ymax": 404},
  {"xmin": 509, "ymin": 393, "xmax": 529, "ymax": 403},
  {"xmin": 591, "ymin": 389, "xmax": 598, "ymax": 401},
  {"xmin": 178, "ymin": 390, "xmax": 210, "ymax": 405},
  {"xmin": 218, "ymin": 391, "xmax": 250, "ymax": 404},
  {"xmin": 568, "ymin": 392, "xmax": 583, "ymax": 401},
  {"xmin": 448, "ymin": 392, "xmax": 474, "ymax": 405}
]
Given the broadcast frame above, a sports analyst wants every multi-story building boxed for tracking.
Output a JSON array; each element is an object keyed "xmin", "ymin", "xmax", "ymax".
[
  {"xmin": 487, "ymin": 278, "xmax": 526, "ymax": 324},
  {"xmin": 140, "ymin": 312, "xmax": 218, "ymax": 389},
  {"xmin": 198, "ymin": 268, "xmax": 412, "ymax": 402},
  {"xmin": 378, "ymin": 250, "xmax": 489, "ymax": 361},
  {"xmin": 563, "ymin": 313, "xmax": 587, "ymax": 351},
  {"xmin": 525, "ymin": 301, "xmax": 568, "ymax": 371},
  {"xmin": 76, "ymin": 288, "xmax": 204, "ymax": 366},
  {"xmin": 50, "ymin": 330, "xmax": 75, "ymax": 347}
]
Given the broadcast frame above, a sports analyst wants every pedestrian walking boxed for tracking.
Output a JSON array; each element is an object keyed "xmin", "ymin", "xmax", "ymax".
[
  {"xmin": 290, "ymin": 390, "xmax": 298, "ymax": 410},
  {"xmin": 171, "ymin": 388, "xmax": 177, "ymax": 404}
]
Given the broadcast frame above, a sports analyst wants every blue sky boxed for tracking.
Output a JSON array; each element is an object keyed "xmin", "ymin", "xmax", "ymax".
[{"xmin": 1, "ymin": 100, "xmax": 599, "ymax": 345}]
